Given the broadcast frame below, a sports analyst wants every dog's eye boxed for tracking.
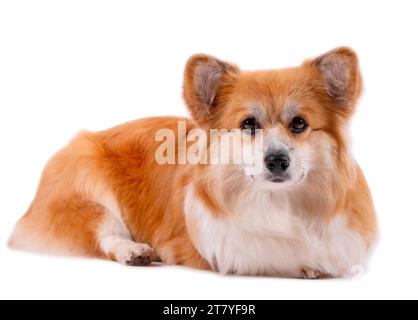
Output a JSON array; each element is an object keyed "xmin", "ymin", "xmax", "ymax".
[
  {"xmin": 290, "ymin": 116, "xmax": 308, "ymax": 133},
  {"xmin": 241, "ymin": 117, "xmax": 260, "ymax": 135}
]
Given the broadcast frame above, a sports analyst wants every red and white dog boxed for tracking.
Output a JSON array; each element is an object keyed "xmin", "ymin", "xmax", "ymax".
[{"xmin": 9, "ymin": 48, "xmax": 377, "ymax": 278}]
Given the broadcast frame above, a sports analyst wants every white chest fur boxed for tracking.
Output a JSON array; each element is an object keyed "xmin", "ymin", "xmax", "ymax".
[{"xmin": 184, "ymin": 185, "xmax": 368, "ymax": 278}]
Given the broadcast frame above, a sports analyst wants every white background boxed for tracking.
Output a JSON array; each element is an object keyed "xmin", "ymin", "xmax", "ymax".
[{"xmin": 1, "ymin": 0, "xmax": 417, "ymax": 300}]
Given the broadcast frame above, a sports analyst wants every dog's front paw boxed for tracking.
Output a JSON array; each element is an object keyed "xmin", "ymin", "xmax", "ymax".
[
  {"xmin": 299, "ymin": 269, "xmax": 325, "ymax": 279},
  {"xmin": 112, "ymin": 241, "xmax": 156, "ymax": 266}
]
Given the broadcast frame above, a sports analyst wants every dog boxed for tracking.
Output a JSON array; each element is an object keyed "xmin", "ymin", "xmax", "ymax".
[{"xmin": 8, "ymin": 47, "xmax": 377, "ymax": 278}]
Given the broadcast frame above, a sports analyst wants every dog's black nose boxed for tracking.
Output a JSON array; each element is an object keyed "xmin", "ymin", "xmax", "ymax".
[{"xmin": 265, "ymin": 151, "xmax": 290, "ymax": 174}]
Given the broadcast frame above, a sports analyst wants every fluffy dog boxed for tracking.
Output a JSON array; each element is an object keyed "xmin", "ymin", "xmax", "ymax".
[{"xmin": 9, "ymin": 47, "xmax": 377, "ymax": 278}]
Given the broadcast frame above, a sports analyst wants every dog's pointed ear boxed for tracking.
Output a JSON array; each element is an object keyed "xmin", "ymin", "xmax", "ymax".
[
  {"xmin": 183, "ymin": 54, "xmax": 239, "ymax": 124},
  {"xmin": 310, "ymin": 47, "xmax": 362, "ymax": 110}
]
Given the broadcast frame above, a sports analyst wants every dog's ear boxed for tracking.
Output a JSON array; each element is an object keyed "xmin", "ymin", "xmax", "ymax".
[
  {"xmin": 310, "ymin": 47, "xmax": 362, "ymax": 111},
  {"xmin": 183, "ymin": 54, "xmax": 239, "ymax": 124}
]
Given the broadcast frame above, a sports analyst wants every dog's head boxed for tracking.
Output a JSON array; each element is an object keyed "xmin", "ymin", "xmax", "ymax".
[{"xmin": 183, "ymin": 48, "xmax": 362, "ymax": 189}]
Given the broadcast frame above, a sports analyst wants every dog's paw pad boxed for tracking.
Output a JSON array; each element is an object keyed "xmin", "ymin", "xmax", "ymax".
[
  {"xmin": 126, "ymin": 254, "xmax": 153, "ymax": 266},
  {"xmin": 299, "ymin": 269, "xmax": 323, "ymax": 279},
  {"xmin": 112, "ymin": 242, "xmax": 156, "ymax": 267}
]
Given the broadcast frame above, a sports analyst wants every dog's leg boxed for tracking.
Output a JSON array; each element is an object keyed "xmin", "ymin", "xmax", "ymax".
[
  {"xmin": 97, "ymin": 210, "xmax": 156, "ymax": 266},
  {"xmin": 9, "ymin": 196, "xmax": 156, "ymax": 266}
]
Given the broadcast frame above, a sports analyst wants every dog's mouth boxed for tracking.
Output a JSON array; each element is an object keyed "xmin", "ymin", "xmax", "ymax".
[
  {"xmin": 250, "ymin": 172, "xmax": 306, "ymax": 185},
  {"xmin": 269, "ymin": 176, "xmax": 287, "ymax": 183},
  {"xmin": 267, "ymin": 173, "xmax": 291, "ymax": 183},
  {"xmin": 267, "ymin": 172, "xmax": 306, "ymax": 184}
]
